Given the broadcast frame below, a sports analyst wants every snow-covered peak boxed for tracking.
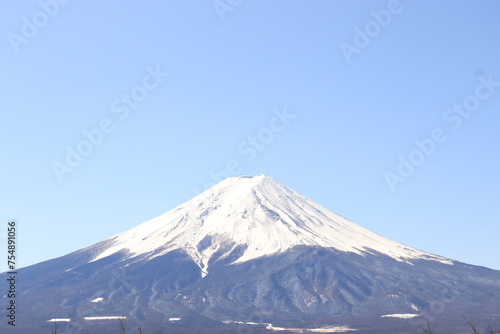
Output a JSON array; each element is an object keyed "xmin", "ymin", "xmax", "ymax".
[{"xmin": 92, "ymin": 175, "xmax": 452, "ymax": 274}]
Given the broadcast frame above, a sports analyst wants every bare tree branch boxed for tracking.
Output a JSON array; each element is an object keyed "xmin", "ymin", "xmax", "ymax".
[
  {"xmin": 50, "ymin": 321, "xmax": 58, "ymax": 334},
  {"xmin": 421, "ymin": 320, "xmax": 434, "ymax": 334},
  {"xmin": 119, "ymin": 318, "xmax": 127, "ymax": 334},
  {"xmin": 464, "ymin": 316, "xmax": 482, "ymax": 334}
]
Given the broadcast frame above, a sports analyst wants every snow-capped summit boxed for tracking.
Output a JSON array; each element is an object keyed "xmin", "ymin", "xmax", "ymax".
[{"xmin": 92, "ymin": 175, "xmax": 451, "ymax": 275}]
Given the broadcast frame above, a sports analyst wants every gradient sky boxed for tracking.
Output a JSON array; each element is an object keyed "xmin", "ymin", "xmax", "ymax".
[{"xmin": 1, "ymin": 1, "xmax": 499, "ymax": 271}]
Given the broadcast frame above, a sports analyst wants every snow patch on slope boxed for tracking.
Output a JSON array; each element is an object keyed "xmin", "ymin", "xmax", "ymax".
[
  {"xmin": 84, "ymin": 316, "xmax": 126, "ymax": 321},
  {"xmin": 381, "ymin": 314, "xmax": 419, "ymax": 319}
]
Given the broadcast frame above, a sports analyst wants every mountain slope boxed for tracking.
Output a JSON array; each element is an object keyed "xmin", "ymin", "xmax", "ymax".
[
  {"xmin": 1, "ymin": 175, "xmax": 499, "ymax": 334},
  {"xmin": 91, "ymin": 175, "xmax": 451, "ymax": 275}
]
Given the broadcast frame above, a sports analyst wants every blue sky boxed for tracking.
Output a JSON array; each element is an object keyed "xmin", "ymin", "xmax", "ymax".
[{"xmin": 1, "ymin": 1, "xmax": 499, "ymax": 271}]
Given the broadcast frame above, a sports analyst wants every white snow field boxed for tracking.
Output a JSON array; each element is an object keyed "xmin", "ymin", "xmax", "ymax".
[{"xmin": 91, "ymin": 175, "xmax": 452, "ymax": 276}]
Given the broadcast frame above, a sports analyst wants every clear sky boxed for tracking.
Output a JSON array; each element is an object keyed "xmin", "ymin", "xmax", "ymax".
[{"xmin": 1, "ymin": 1, "xmax": 499, "ymax": 271}]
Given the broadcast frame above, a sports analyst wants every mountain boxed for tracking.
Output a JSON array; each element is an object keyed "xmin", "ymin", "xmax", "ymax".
[
  {"xmin": 92, "ymin": 174, "xmax": 452, "ymax": 274},
  {"xmin": 2, "ymin": 175, "xmax": 499, "ymax": 334}
]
